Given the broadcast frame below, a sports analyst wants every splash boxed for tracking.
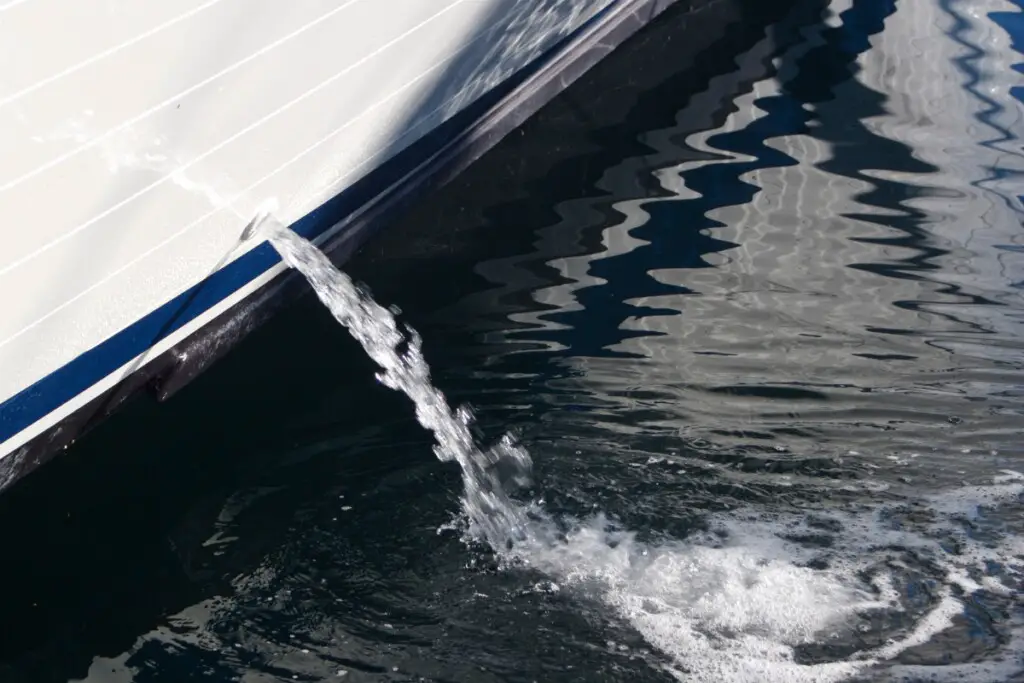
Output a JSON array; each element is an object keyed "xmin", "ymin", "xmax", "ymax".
[{"xmin": 266, "ymin": 224, "xmax": 1023, "ymax": 682}]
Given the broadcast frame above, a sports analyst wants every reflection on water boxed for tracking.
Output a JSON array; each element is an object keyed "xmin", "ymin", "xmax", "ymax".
[
  {"xmin": 479, "ymin": 0, "xmax": 1024, "ymax": 473},
  {"xmin": 0, "ymin": 0, "xmax": 1021, "ymax": 681}
]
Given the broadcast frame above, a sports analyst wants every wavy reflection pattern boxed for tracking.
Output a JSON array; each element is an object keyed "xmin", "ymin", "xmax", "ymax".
[{"xmin": 471, "ymin": 0, "xmax": 1024, "ymax": 470}]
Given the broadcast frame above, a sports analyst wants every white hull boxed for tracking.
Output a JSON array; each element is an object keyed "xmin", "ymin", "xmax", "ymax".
[{"xmin": 0, "ymin": 0, "xmax": 682, "ymax": 483}]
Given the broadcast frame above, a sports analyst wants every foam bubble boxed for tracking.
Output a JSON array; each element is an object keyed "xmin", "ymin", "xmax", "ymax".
[
  {"xmin": 495, "ymin": 472, "xmax": 1023, "ymax": 682},
  {"xmin": 532, "ymin": 520, "xmax": 874, "ymax": 680},
  {"xmin": 503, "ymin": 515, "xmax": 876, "ymax": 682}
]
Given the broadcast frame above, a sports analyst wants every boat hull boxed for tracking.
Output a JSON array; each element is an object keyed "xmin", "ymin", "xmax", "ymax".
[{"xmin": 0, "ymin": 0, "xmax": 686, "ymax": 491}]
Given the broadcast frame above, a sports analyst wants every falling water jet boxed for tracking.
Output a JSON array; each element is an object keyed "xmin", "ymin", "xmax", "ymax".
[{"xmin": 264, "ymin": 219, "xmax": 534, "ymax": 550}]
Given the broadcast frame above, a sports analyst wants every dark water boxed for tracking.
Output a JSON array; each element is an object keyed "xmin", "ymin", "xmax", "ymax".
[{"xmin": 1, "ymin": 0, "xmax": 1023, "ymax": 681}]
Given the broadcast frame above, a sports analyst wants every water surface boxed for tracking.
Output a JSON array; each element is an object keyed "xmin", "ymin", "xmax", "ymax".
[{"xmin": 0, "ymin": 0, "xmax": 1022, "ymax": 681}]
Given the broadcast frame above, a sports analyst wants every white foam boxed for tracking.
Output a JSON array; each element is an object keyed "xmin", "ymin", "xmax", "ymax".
[
  {"xmin": 491, "ymin": 467, "xmax": 1023, "ymax": 682},
  {"xmin": 508, "ymin": 515, "xmax": 879, "ymax": 682}
]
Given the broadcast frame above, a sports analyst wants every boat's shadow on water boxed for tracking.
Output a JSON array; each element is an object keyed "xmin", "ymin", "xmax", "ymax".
[{"xmin": 0, "ymin": 299, "xmax": 390, "ymax": 676}]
